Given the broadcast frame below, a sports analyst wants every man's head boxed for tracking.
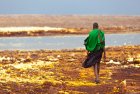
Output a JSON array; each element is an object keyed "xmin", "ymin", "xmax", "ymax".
[{"xmin": 93, "ymin": 22, "xmax": 99, "ymax": 29}]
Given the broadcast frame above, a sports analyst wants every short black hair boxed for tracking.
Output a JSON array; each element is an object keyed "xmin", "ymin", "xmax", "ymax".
[{"xmin": 93, "ymin": 22, "xmax": 99, "ymax": 29}]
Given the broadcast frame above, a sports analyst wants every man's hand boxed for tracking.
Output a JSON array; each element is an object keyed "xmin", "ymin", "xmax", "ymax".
[{"xmin": 87, "ymin": 51, "xmax": 89, "ymax": 56}]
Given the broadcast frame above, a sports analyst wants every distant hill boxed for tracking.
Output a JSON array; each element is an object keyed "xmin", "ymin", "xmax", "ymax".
[
  {"xmin": 0, "ymin": 15, "xmax": 139, "ymax": 36},
  {"xmin": 0, "ymin": 15, "xmax": 139, "ymax": 28}
]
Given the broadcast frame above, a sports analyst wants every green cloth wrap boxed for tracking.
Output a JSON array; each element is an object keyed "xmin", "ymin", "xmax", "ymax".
[{"xmin": 85, "ymin": 29, "xmax": 105, "ymax": 52}]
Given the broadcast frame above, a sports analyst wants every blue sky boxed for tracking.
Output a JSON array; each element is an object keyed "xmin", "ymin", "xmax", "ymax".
[{"xmin": 0, "ymin": 0, "xmax": 140, "ymax": 15}]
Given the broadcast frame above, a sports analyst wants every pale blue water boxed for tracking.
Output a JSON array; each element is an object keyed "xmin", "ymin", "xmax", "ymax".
[{"xmin": 0, "ymin": 34, "xmax": 139, "ymax": 50}]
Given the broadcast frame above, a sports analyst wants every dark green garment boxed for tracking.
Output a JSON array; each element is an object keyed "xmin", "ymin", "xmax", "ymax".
[{"xmin": 85, "ymin": 29, "xmax": 105, "ymax": 52}]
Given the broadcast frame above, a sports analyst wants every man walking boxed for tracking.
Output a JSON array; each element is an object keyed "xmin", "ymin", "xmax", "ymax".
[{"xmin": 84, "ymin": 22, "xmax": 106, "ymax": 84}]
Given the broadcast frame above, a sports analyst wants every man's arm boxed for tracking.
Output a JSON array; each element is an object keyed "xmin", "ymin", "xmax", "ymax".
[
  {"xmin": 102, "ymin": 38, "xmax": 106, "ymax": 63},
  {"xmin": 103, "ymin": 47, "xmax": 106, "ymax": 63},
  {"xmin": 103, "ymin": 32, "xmax": 106, "ymax": 63}
]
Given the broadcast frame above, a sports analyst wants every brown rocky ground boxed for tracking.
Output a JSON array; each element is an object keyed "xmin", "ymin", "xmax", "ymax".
[{"xmin": 0, "ymin": 45, "xmax": 139, "ymax": 94}]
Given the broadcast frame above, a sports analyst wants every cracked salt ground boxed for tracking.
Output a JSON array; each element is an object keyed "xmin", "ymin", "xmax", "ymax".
[{"xmin": 0, "ymin": 46, "xmax": 139, "ymax": 93}]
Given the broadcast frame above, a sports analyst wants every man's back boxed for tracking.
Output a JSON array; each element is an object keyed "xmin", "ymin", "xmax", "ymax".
[{"xmin": 85, "ymin": 29, "xmax": 105, "ymax": 52}]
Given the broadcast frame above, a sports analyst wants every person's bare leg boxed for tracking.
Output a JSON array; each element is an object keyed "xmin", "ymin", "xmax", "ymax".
[
  {"xmin": 93, "ymin": 63, "xmax": 99, "ymax": 83},
  {"xmin": 97, "ymin": 62, "xmax": 100, "ymax": 76}
]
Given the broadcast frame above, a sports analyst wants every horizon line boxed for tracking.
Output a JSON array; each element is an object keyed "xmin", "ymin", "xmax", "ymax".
[{"xmin": 0, "ymin": 14, "xmax": 139, "ymax": 17}]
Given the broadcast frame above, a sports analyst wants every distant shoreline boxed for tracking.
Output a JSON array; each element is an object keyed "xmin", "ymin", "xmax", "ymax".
[
  {"xmin": 0, "ymin": 15, "xmax": 139, "ymax": 36},
  {"xmin": 0, "ymin": 27, "xmax": 139, "ymax": 37},
  {"xmin": 0, "ymin": 30, "xmax": 139, "ymax": 37}
]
